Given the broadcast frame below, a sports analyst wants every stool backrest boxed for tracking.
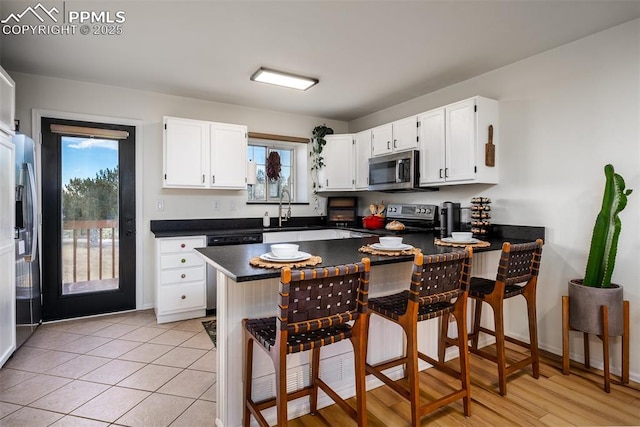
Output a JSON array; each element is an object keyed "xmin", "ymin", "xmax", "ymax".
[
  {"xmin": 496, "ymin": 239, "xmax": 543, "ymax": 285},
  {"xmin": 410, "ymin": 248, "xmax": 472, "ymax": 302},
  {"xmin": 278, "ymin": 259, "xmax": 370, "ymax": 334}
]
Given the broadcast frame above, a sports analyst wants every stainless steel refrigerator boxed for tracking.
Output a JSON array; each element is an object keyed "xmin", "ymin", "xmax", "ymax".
[{"xmin": 14, "ymin": 133, "xmax": 41, "ymax": 348}]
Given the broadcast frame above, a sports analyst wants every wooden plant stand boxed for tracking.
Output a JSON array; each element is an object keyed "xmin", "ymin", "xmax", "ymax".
[{"xmin": 562, "ymin": 295, "xmax": 629, "ymax": 392}]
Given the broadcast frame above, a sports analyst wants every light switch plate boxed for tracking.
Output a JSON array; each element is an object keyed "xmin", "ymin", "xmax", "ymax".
[{"xmin": 156, "ymin": 200, "xmax": 164, "ymax": 211}]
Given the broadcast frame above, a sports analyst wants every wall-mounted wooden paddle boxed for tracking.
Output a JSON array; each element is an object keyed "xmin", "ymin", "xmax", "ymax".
[{"xmin": 485, "ymin": 124, "xmax": 495, "ymax": 167}]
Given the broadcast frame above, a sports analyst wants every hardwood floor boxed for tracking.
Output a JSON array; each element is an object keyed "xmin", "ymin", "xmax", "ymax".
[{"xmin": 290, "ymin": 343, "xmax": 640, "ymax": 426}]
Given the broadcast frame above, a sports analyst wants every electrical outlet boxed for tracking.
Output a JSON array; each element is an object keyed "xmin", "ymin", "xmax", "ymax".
[
  {"xmin": 213, "ymin": 200, "xmax": 221, "ymax": 211},
  {"xmin": 156, "ymin": 200, "xmax": 164, "ymax": 211}
]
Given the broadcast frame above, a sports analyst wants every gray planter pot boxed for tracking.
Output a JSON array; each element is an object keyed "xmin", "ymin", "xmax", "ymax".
[{"xmin": 568, "ymin": 279, "xmax": 624, "ymax": 336}]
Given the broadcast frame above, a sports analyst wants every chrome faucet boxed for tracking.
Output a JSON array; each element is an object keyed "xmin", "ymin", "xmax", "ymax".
[{"xmin": 278, "ymin": 188, "xmax": 292, "ymax": 227}]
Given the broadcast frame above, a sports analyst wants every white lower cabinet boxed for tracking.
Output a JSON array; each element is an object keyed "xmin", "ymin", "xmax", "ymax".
[{"xmin": 155, "ymin": 236, "xmax": 206, "ymax": 324}]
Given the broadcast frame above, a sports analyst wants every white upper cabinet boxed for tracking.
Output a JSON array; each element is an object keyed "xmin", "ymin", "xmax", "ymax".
[
  {"xmin": 418, "ymin": 108, "xmax": 446, "ymax": 185},
  {"xmin": 391, "ymin": 116, "xmax": 419, "ymax": 152},
  {"xmin": 163, "ymin": 117, "xmax": 247, "ymax": 189},
  {"xmin": 320, "ymin": 134, "xmax": 355, "ymax": 191},
  {"xmin": 0, "ymin": 67, "xmax": 15, "ymax": 137},
  {"xmin": 371, "ymin": 123, "xmax": 393, "ymax": 156},
  {"xmin": 210, "ymin": 122, "xmax": 248, "ymax": 189},
  {"xmin": 354, "ymin": 130, "xmax": 371, "ymax": 190},
  {"xmin": 164, "ymin": 117, "xmax": 208, "ymax": 188},
  {"xmin": 418, "ymin": 96, "xmax": 499, "ymax": 187},
  {"xmin": 371, "ymin": 116, "xmax": 418, "ymax": 157}
]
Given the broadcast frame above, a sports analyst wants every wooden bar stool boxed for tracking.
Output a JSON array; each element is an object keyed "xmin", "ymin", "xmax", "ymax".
[
  {"xmin": 243, "ymin": 259, "xmax": 371, "ymax": 427},
  {"xmin": 365, "ymin": 249, "xmax": 473, "ymax": 426},
  {"xmin": 443, "ymin": 239, "xmax": 543, "ymax": 396}
]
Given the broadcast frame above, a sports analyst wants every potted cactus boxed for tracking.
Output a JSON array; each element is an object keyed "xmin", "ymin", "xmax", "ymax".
[{"xmin": 568, "ymin": 164, "xmax": 632, "ymax": 335}]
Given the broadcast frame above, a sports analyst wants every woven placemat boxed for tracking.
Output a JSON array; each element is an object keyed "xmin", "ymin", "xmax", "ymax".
[
  {"xmin": 359, "ymin": 245, "xmax": 422, "ymax": 256},
  {"xmin": 434, "ymin": 238, "xmax": 491, "ymax": 248},
  {"xmin": 249, "ymin": 255, "xmax": 323, "ymax": 269}
]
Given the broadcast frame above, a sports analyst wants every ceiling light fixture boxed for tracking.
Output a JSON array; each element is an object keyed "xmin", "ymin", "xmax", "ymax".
[{"xmin": 250, "ymin": 67, "xmax": 318, "ymax": 91}]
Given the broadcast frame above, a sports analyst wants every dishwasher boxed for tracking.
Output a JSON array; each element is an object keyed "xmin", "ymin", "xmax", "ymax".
[{"xmin": 205, "ymin": 232, "xmax": 263, "ymax": 313}]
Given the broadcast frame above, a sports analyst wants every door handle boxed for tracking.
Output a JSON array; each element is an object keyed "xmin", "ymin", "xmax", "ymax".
[
  {"xmin": 126, "ymin": 230, "xmax": 134, "ymax": 237},
  {"xmin": 393, "ymin": 139, "xmax": 397, "ymax": 148}
]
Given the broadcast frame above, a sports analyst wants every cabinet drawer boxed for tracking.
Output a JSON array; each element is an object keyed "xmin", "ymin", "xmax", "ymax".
[
  {"xmin": 157, "ymin": 282, "xmax": 206, "ymax": 314},
  {"xmin": 160, "ymin": 266, "xmax": 205, "ymax": 285},
  {"xmin": 160, "ymin": 253, "xmax": 204, "ymax": 269},
  {"xmin": 159, "ymin": 237, "xmax": 205, "ymax": 253}
]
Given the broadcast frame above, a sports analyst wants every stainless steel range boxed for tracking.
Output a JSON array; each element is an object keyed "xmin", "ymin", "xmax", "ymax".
[{"xmin": 385, "ymin": 203, "xmax": 438, "ymax": 232}]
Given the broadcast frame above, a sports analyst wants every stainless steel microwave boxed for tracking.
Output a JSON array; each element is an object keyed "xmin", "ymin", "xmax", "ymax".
[{"xmin": 368, "ymin": 150, "xmax": 420, "ymax": 191}]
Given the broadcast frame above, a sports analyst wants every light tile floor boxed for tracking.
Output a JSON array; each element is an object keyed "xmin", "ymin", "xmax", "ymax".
[{"xmin": 0, "ymin": 310, "xmax": 217, "ymax": 427}]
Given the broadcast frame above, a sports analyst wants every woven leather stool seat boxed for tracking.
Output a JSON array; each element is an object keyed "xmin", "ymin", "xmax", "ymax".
[
  {"xmin": 244, "ymin": 317, "xmax": 352, "ymax": 353},
  {"xmin": 365, "ymin": 249, "xmax": 473, "ymax": 427},
  {"xmin": 469, "ymin": 277, "xmax": 526, "ymax": 299},
  {"xmin": 441, "ymin": 239, "xmax": 544, "ymax": 396},
  {"xmin": 243, "ymin": 260, "xmax": 371, "ymax": 427},
  {"xmin": 368, "ymin": 289, "xmax": 461, "ymax": 321}
]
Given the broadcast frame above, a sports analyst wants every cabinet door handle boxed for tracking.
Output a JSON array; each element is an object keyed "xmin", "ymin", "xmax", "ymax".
[
  {"xmin": 326, "ymin": 179, "xmax": 329, "ymax": 186},
  {"xmin": 212, "ymin": 175, "xmax": 215, "ymax": 184},
  {"xmin": 445, "ymin": 168, "xmax": 449, "ymax": 178},
  {"xmin": 181, "ymin": 258, "xmax": 186, "ymax": 263},
  {"xmin": 439, "ymin": 169, "xmax": 443, "ymax": 178},
  {"xmin": 393, "ymin": 139, "xmax": 397, "ymax": 148},
  {"xmin": 387, "ymin": 141, "xmax": 390, "ymax": 149},
  {"xmin": 181, "ymin": 295, "xmax": 186, "ymax": 300},
  {"xmin": 181, "ymin": 274, "xmax": 186, "ymax": 279},
  {"xmin": 180, "ymin": 243, "xmax": 186, "ymax": 248},
  {"xmin": 202, "ymin": 174, "xmax": 205, "ymax": 184}
]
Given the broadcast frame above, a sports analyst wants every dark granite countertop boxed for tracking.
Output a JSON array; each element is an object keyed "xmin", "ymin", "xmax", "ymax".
[
  {"xmin": 150, "ymin": 217, "xmax": 330, "ymax": 238},
  {"xmin": 195, "ymin": 230, "xmax": 543, "ymax": 283}
]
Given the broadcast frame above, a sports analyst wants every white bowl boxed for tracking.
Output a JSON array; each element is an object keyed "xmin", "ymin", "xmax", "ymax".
[
  {"xmin": 451, "ymin": 232, "xmax": 473, "ymax": 241},
  {"xmin": 271, "ymin": 243, "xmax": 299, "ymax": 258},
  {"xmin": 379, "ymin": 236, "xmax": 403, "ymax": 248}
]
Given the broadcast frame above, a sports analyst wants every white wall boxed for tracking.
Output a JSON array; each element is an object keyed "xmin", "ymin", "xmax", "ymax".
[
  {"xmin": 350, "ymin": 20, "xmax": 640, "ymax": 379},
  {"xmin": 11, "ymin": 73, "xmax": 347, "ymax": 310}
]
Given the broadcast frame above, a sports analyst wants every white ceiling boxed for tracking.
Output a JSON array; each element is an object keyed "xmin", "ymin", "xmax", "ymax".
[{"xmin": 1, "ymin": 1, "xmax": 639, "ymax": 122}]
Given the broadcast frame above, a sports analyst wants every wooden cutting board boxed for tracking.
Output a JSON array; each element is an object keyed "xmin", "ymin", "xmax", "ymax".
[{"xmin": 485, "ymin": 124, "xmax": 495, "ymax": 167}]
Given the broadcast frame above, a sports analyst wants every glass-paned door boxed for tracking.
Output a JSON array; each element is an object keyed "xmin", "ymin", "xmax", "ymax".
[{"xmin": 41, "ymin": 118, "xmax": 136, "ymax": 321}]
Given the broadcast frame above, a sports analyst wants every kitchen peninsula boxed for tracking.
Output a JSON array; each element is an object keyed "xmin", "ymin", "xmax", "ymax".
[{"xmin": 194, "ymin": 227, "xmax": 543, "ymax": 427}]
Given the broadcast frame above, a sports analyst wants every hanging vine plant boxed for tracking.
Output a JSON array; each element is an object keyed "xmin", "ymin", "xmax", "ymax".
[
  {"xmin": 266, "ymin": 151, "xmax": 281, "ymax": 182},
  {"xmin": 310, "ymin": 124, "xmax": 334, "ymax": 194}
]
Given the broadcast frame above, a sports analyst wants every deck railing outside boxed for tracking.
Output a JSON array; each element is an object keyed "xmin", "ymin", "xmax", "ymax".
[{"xmin": 62, "ymin": 219, "xmax": 119, "ymax": 284}]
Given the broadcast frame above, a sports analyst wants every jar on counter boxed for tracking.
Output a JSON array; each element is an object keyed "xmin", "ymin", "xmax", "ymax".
[{"xmin": 263, "ymin": 211, "xmax": 270, "ymax": 227}]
